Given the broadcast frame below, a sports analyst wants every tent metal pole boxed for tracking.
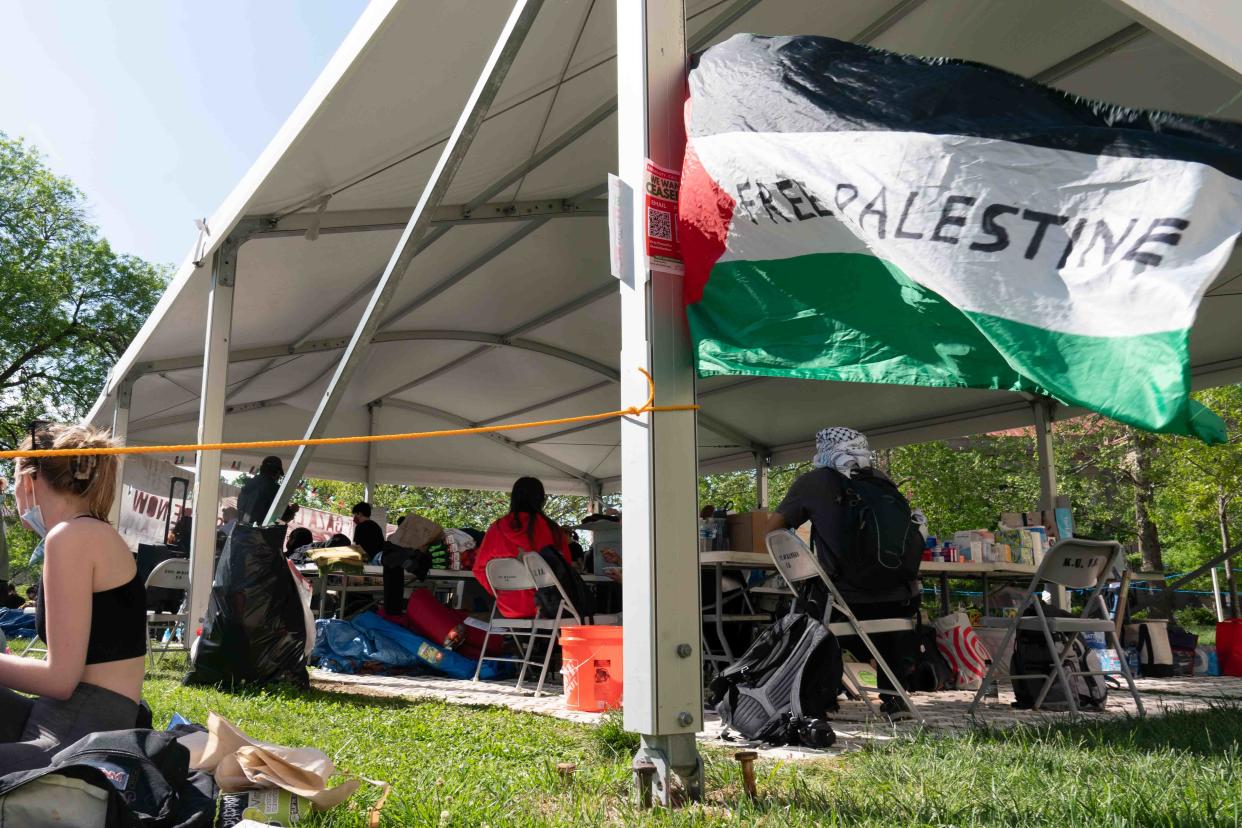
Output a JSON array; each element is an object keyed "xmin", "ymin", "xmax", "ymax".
[
  {"xmin": 755, "ymin": 451, "xmax": 770, "ymax": 511},
  {"xmin": 107, "ymin": 377, "xmax": 134, "ymax": 525},
  {"xmin": 263, "ymin": 0, "xmax": 546, "ymax": 525},
  {"xmin": 1212, "ymin": 566, "xmax": 1226, "ymax": 622},
  {"xmin": 365, "ymin": 401, "xmax": 380, "ymax": 502},
  {"xmin": 1033, "ymin": 399, "xmax": 1068, "ymax": 609},
  {"xmin": 187, "ymin": 234, "xmax": 242, "ymax": 639},
  {"xmin": 618, "ymin": 0, "xmax": 703, "ymax": 805},
  {"xmin": 1102, "ymin": 0, "xmax": 1242, "ymax": 83}
]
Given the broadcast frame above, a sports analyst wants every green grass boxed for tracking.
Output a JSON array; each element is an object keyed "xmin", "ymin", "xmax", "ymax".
[{"xmin": 135, "ymin": 656, "xmax": 1242, "ymax": 827}]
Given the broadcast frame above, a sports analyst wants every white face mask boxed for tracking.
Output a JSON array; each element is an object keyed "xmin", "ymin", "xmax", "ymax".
[{"xmin": 16, "ymin": 471, "xmax": 46, "ymax": 538}]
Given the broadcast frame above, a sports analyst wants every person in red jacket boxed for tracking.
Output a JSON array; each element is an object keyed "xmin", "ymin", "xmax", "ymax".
[{"xmin": 473, "ymin": 477, "xmax": 571, "ymax": 618}]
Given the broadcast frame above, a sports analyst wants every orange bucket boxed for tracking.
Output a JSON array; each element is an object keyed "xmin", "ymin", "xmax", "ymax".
[{"xmin": 559, "ymin": 625, "xmax": 623, "ymax": 712}]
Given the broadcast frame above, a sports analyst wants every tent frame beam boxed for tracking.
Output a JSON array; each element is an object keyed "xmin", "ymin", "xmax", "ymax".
[
  {"xmin": 258, "ymin": 197, "xmax": 607, "ymax": 239},
  {"xmin": 187, "ymin": 225, "xmax": 247, "ymax": 638},
  {"xmin": 264, "ymin": 0, "xmax": 547, "ymax": 524},
  {"xmin": 381, "ymin": 397, "xmax": 598, "ymax": 485},
  {"xmin": 1103, "ymin": 0, "xmax": 1242, "ymax": 83}
]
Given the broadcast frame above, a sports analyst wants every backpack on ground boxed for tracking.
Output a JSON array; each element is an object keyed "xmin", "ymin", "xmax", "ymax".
[
  {"xmin": 0, "ymin": 728, "xmax": 216, "ymax": 828},
  {"xmin": 827, "ymin": 470, "xmax": 924, "ymax": 593},
  {"xmin": 533, "ymin": 546, "xmax": 596, "ymax": 621},
  {"xmin": 1010, "ymin": 604, "xmax": 1108, "ymax": 710},
  {"xmin": 708, "ymin": 611, "xmax": 840, "ymax": 747},
  {"xmin": 1124, "ymin": 620, "xmax": 1175, "ymax": 678},
  {"xmin": 909, "ymin": 617, "xmax": 955, "ymax": 692}
]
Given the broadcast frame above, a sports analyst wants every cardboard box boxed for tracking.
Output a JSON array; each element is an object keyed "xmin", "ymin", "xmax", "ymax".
[{"xmin": 726, "ymin": 510, "xmax": 770, "ymax": 555}]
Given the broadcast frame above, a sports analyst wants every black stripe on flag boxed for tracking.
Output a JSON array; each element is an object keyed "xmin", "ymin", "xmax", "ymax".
[{"xmin": 689, "ymin": 34, "xmax": 1242, "ymax": 180}]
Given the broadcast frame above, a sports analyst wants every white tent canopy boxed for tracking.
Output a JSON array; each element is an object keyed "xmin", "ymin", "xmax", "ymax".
[
  {"xmin": 88, "ymin": 0, "xmax": 1242, "ymax": 497},
  {"xmin": 84, "ymin": 0, "xmax": 1242, "ymax": 796}
]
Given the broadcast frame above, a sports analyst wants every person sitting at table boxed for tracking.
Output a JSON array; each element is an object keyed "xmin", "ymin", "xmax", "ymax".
[
  {"xmin": 473, "ymin": 477, "xmax": 571, "ymax": 618},
  {"xmin": 285, "ymin": 527, "xmax": 313, "ymax": 558},
  {"xmin": 766, "ymin": 426, "xmax": 922, "ymax": 717},
  {"xmin": 354, "ymin": 519, "xmax": 386, "ymax": 565},
  {"xmin": 0, "ymin": 424, "xmax": 145, "ymax": 774}
]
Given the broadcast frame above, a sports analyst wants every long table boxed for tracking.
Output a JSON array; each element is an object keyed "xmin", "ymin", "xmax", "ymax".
[
  {"xmin": 300, "ymin": 563, "xmax": 611, "ymax": 619},
  {"xmin": 698, "ymin": 551, "xmax": 1039, "ymax": 628}
]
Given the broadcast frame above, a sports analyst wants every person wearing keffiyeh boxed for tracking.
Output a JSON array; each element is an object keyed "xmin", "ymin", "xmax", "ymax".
[{"xmin": 766, "ymin": 426, "xmax": 921, "ymax": 718}]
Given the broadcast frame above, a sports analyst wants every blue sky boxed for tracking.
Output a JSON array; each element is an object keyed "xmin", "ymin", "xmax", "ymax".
[{"xmin": 0, "ymin": 1, "xmax": 369, "ymax": 266}]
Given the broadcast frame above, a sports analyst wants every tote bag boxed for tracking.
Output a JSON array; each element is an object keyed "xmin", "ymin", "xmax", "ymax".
[{"xmin": 933, "ymin": 612, "xmax": 990, "ymax": 690}]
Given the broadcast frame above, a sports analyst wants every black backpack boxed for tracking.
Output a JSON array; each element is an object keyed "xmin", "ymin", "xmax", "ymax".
[
  {"xmin": 909, "ymin": 618, "xmax": 955, "ymax": 692},
  {"xmin": 708, "ymin": 611, "xmax": 840, "ymax": 747},
  {"xmin": 1010, "ymin": 604, "xmax": 1108, "ymax": 710},
  {"xmin": 826, "ymin": 470, "xmax": 924, "ymax": 593},
  {"xmin": 0, "ymin": 728, "xmax": 216, "ymax": 827},
  {"xmin": 533, "ymin": 546, "xmax": 596, "ymax": 620}
]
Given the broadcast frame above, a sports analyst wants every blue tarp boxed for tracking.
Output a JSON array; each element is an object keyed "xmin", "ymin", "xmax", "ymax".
[
  {"xmin": 313, "ymin": 612, "xmax": 512, "ymax": 680},
  {"xmin": 0, "ymin": 608, "xmax": 37, "ymax": 639}
]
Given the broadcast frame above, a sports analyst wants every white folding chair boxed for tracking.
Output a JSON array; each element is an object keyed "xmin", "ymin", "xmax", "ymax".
[
  {"xmin": 522, "ymin": 552, "xmax": 620, "ymax": 626},
  {"xmin": 472, "ymin": 557, "xmax": 572, "ymax": 696},
  {"xmin": 145, "ymin": 558, "xmax": 190, "ymax": 669},
  {"xmin": 19, "ymin": 609, "xmax": 46, "ymax": 659},
  {"xmin": 969, "ymin": 539, "xmax": 1144, "ymax": 716},
  {"xmin": 765, "ymin": 530, "xmax": 923, "ymax": 722}
]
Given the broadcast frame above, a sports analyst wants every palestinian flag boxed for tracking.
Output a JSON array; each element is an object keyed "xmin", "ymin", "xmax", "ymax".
[{"xmin": 680, "ymin": 34, "xmax": 1242, "ymax": 442}]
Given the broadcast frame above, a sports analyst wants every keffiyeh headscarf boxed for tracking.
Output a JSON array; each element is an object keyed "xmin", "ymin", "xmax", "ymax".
[{"xmin": 812, "ymin": 427, "xmax": 873, "ymax": 478}]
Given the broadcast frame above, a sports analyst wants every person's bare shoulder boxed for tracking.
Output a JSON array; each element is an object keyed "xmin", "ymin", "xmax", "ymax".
[{"xmin": 46, "ymin": 518, "xmax": 132, "ymax": 568}]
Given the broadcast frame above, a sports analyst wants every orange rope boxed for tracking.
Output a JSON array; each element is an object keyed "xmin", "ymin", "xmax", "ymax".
[{"xmin": 0, "ymin": 368, "xmax": 697, "ymax": 460}]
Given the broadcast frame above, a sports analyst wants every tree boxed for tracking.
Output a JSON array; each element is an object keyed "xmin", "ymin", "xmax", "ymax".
[
  {"xmin": 1160, "ymin": 386, "xmax": 1242, "ymax": 615},
  {"xmin": 292, "ymin": 478, "xmax": 592, "ymax": 533},
  {"xmin": 0, "ymin": 133, "xmax": 166, "ymax": 446}
]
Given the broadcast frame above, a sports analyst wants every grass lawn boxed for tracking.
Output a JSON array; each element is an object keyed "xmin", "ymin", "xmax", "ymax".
[{"xmin": 138, "ymin": 657, "xmax": 1242, "ymax": 827}]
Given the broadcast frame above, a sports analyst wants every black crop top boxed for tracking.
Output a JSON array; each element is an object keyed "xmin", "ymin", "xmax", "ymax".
[{"xmin": 36, "ymin": 570, "xmax": 147, "ymax": 665}]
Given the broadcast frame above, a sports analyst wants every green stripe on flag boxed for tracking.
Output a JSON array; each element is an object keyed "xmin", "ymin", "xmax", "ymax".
[{"xmin": 688, "ymin": 252, "xmax": 1225, "ymax": 442}]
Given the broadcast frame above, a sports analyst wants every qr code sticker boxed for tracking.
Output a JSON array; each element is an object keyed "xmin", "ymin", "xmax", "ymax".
[{"xmin": 647, "ymin": 207, "xmax": 673, "ymax": 241}]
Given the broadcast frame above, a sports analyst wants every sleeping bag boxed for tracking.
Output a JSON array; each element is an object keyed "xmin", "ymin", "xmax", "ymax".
[{"xmin": 384, "ymin": 589, "xmax": 506, "ymax": 660}]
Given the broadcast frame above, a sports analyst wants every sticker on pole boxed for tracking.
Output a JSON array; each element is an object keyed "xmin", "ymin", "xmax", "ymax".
[
  {"xmin": 644, "ymin": 160, "xmax": 683, "ymax": 275},
  {"xmin": 608, "ymin": 173, "xmax": 634, "ymax": 286}
]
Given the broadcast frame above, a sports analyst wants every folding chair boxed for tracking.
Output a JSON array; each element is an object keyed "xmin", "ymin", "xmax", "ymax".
[
  {"xmin": 19, "ymin": 615, "xmax": 46, "ymax": 659},
  {"xmin": 522, "ymin": 552, "xmax": 620, "ymax": 626},
  {"xmin": 145, "ymin": 558, "xmax": 190, "ymax": 669},
  {"xmin": 969, "ymin": 539, "xmax": 1144, "ymax": 716},
  {"xmin": 471, "ymin": 557, "xmax": 573, "ymax": 697},
  {"xmin": 765, "ymin": 530, "xmax": 923, "ymax": 722}
]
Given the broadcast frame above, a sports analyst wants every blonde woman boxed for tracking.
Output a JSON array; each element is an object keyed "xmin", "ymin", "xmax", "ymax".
[{"xmin": 0, "ymin": 423, "xmax": 144, "ymax": 773}]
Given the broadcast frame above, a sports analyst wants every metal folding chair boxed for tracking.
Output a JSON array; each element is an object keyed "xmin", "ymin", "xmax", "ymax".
[
  {"xmin": 969, "ymin": 538, "xmax": 1144, "ymax": 716},
  {"xmin": 522, "ymin": 551, "xmax": 620, "ymax": 626},
  {"xmin": 765, "ymin": 530, "xmax": 923, "ymax": 722},
  {"xmin": 472, "ymin": 556, "xmax": 572, "ymax": 696},
  {"xmin": 145, "ymin": 558, "xmax": 190, "ymax": 668}
]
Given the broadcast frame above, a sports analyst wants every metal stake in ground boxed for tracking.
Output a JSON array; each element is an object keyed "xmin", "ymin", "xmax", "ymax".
[{"xmin": 734, "ymin": 751, "xmax": 758, "ymax": 800}]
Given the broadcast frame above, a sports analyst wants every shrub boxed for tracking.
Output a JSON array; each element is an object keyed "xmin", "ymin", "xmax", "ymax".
[{"xmin": 1175, "ymin": 605, "xmax": 1217, "ymax": 628}]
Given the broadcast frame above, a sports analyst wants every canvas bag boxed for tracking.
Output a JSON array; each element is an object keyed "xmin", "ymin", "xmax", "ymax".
[
  {"xmin": 389, "ymin": 513, "xmax": 444, "ymax": 551},
  {"xmin": 1125, "ymin": 620, "xmax": 1174, "ymax": 678},
  {"xmin": 933, "ymin": 612, "xmax": 990, "ymax": 690}
]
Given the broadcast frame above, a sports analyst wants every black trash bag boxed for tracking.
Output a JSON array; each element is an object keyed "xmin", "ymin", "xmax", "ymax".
[{"xmin": 184, "ymin": 524, "xmax": 309, "ymax": 688}]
